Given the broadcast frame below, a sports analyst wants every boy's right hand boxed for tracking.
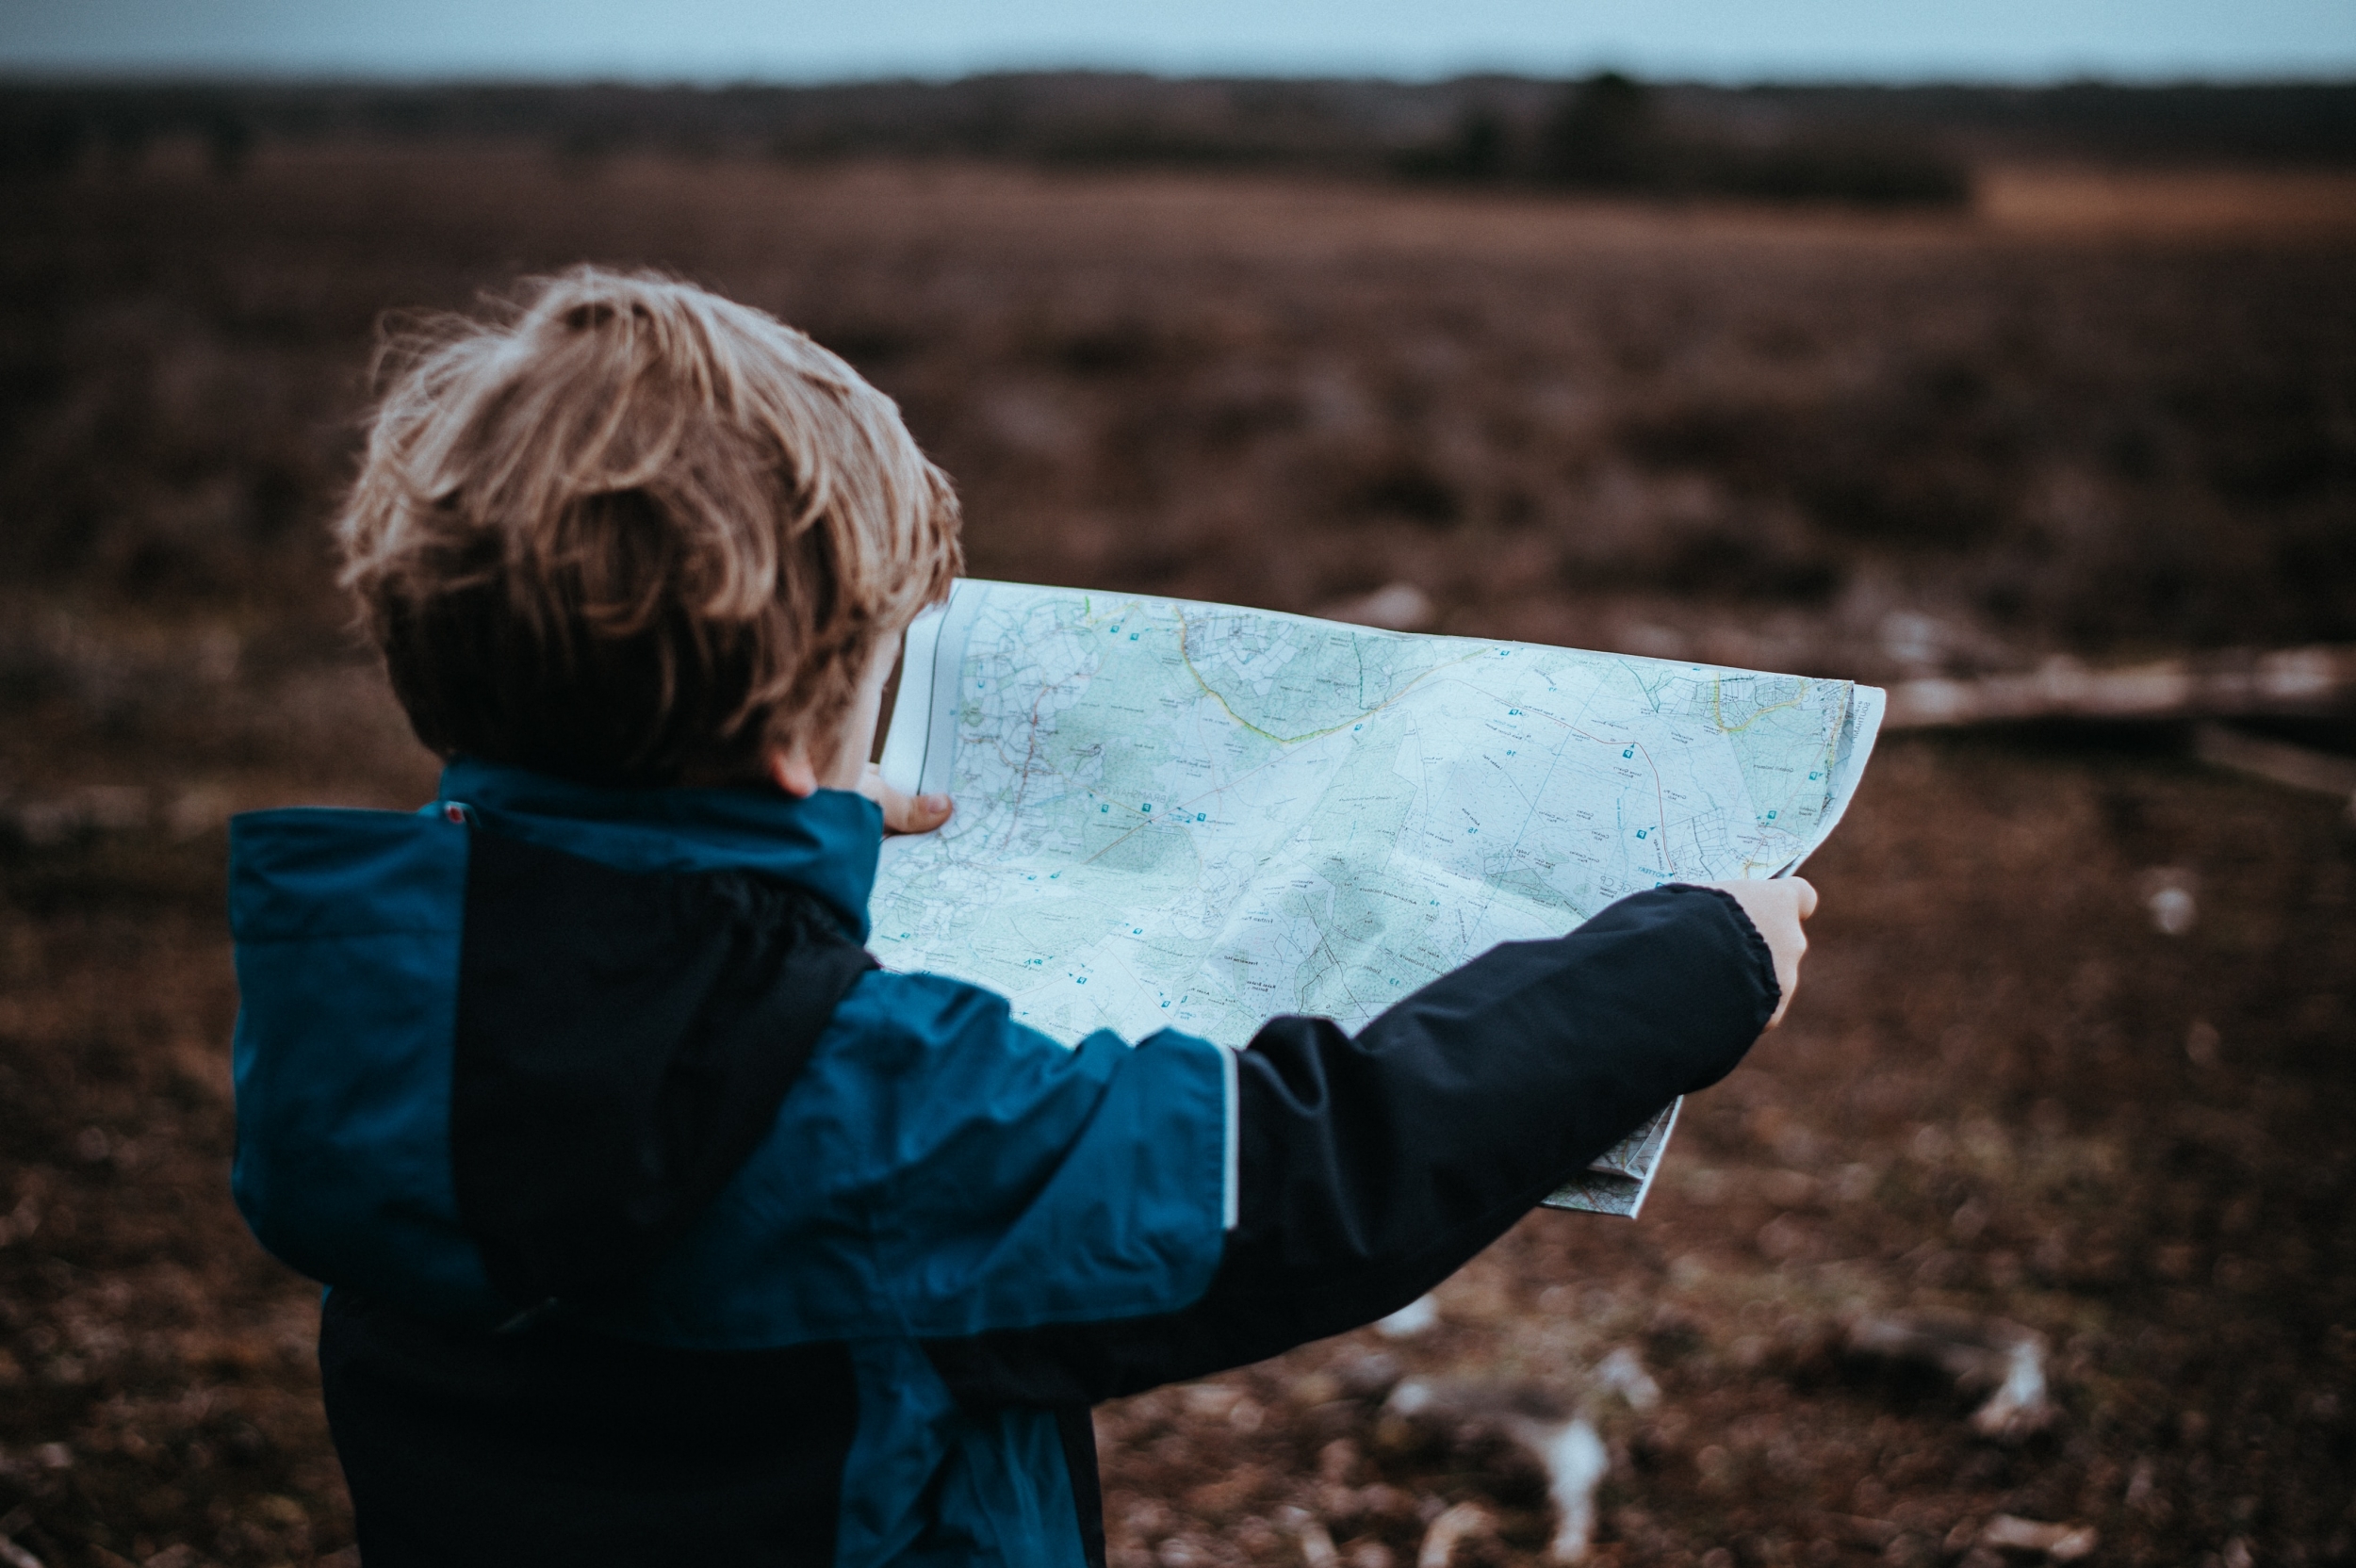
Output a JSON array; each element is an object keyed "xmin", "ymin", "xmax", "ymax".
[
  {"xmin": 859, "ymin": 763, "xmax": 955, "ymax": 836},
  {"xmin": 1698, "ymin": 878, "xmax": 1817, "ymax": 1029}
]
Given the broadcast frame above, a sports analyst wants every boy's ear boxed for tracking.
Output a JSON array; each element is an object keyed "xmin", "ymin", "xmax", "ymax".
[{"xmin": 764, "ymin": 743, "xmax": 821, "ymax": 799}]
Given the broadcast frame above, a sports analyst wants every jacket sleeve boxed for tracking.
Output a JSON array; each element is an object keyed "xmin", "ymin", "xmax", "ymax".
[{"xmin": 924, "ymin": 883, "xmax": 1778, "ymax": 1405}]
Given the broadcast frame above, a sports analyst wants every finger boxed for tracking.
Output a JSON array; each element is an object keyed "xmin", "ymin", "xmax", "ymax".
[
  {"xmin": 1770, "ymin": 919, "xmax": 1807, "ymax": 1031},
  {"xmin": 859, "ymin": 766, "xmax": 955, "ymax": 836},
  {"xmin": 1791, "ymin": 877, "xmax": 1820, "ymax": 922},
  {"xmin": 891, "ymin": 791, "xmax": 954, "ymax": 834}
]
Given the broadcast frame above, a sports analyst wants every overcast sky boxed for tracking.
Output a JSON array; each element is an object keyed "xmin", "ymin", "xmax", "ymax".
[{"xmin": 7, "ymin": 0, "xmax": 2355, "ymax": 84}]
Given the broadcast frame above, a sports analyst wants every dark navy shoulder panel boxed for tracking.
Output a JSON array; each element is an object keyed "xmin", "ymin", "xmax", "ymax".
[
  {"xmin": 436, "ymin": 759, "xmax": 884, "ymax": 942},
  {"xmin": 450, "ymin": 829, "xmax": 875, "ymax": 1310},
  {"xmin": 229, "ymin": 808, "xmax": 504, "ymax": 1324},
  {"xmin": 608, "ymin": 970, "xmax": 1232, "ymax": 1349}
]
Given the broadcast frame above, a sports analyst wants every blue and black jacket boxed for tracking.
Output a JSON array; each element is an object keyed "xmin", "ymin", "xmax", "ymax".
[{"xmin": 228, "ymin": 758, "xmax": 1779, "ymax": 1567}]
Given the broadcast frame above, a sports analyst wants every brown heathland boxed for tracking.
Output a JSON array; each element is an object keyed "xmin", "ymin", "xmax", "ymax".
[{"xmin": 1, "ymin": 148, "xmax": 2351, "ymax": 1566}]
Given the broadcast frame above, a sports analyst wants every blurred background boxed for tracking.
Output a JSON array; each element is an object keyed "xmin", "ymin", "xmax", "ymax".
[{"xmin": 3, "ymin": 4, "xmax": 2354, "ymax": 1566}]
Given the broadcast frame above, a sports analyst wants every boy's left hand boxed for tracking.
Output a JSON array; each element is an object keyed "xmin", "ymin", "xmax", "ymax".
[{"xmin": 859, "ymin": 764, "xmax": 954, "ymax": 835}]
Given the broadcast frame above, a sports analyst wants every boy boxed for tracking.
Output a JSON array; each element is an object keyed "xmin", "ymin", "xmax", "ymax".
[{"xmin": 228, "ymin": 268, "xmax": 1814, "ymax": 1566}]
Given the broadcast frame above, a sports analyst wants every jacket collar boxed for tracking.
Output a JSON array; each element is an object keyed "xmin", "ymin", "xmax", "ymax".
[{"xmin": 435, "ymin": 757, "xmax": 882, "ymax": 942}]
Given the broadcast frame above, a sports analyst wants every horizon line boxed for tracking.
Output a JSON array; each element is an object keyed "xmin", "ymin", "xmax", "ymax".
[{"xmin": 8, "ymin": 62, "xmax": 2356, "ymax": 92}]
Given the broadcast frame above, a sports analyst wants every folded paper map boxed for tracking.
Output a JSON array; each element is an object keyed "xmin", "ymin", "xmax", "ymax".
[{"xmin": 873, "ymin": 580, "xmax": 1882, "ymax": 1216}]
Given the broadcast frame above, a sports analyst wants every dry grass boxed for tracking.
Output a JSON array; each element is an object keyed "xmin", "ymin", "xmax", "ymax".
[{"xmin": 1978, "ymin": 165, "xmax": 2356, "ymax": 239}]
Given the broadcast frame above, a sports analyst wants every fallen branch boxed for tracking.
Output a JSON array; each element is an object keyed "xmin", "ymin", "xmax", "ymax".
[
  {"xmin": 1320, "ymin": 582, "xmax": 1436, "ymax": 634},
  {"xmin": 1883, "ymin": 645, "xmax": 2356, "ymax": 730},
  {"xmin": 1980, "ymin": 1513, "xmax": 2100, "ymax": 1560},
  {"xmin": 1382, "ymin": 1379, "xmax": 1610, "ymax": 1563},
  {"xmin": 0, "ymin": 1506, "xmax": 43, "ymax": 1568},
  {"xmin": 2193, "ymin": 722, "xmax": 2356, "ymax": 812},
  {"xmin": 1277, "ymin": 1509, "xmax": 1340, "ymax": 1568},
  {"xmin": 1416, "ymin": 1502, "xmax": 1493, "ymax": 1568},
  {"xmin": 1844, "ymin": 1312, "xmax": 2055, "ymax": 1441}
]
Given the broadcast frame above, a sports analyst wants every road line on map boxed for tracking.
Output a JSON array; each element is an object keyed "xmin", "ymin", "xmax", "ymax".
[
  {"xmin": 1711, "ymin": 674, "xmax": 1811, "ymax": 735},
  {"xmin": 1173, "ymin": 608, "xmax": 1481, "ymax": 745}
]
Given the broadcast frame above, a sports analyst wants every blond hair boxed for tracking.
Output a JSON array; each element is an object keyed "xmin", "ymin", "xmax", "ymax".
[{"xmin": 336, "ymin": 267, "xmax": 961, "ymax": 785}]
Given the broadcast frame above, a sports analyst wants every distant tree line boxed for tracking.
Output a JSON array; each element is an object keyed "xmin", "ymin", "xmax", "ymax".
[
  {"xmin": 1391, "ymin": 74, "xmax": 1969, "ymax": 204},
  {"xmin": 3, "ymin": 72, "xmax": 2352, "ymax": 200}
]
